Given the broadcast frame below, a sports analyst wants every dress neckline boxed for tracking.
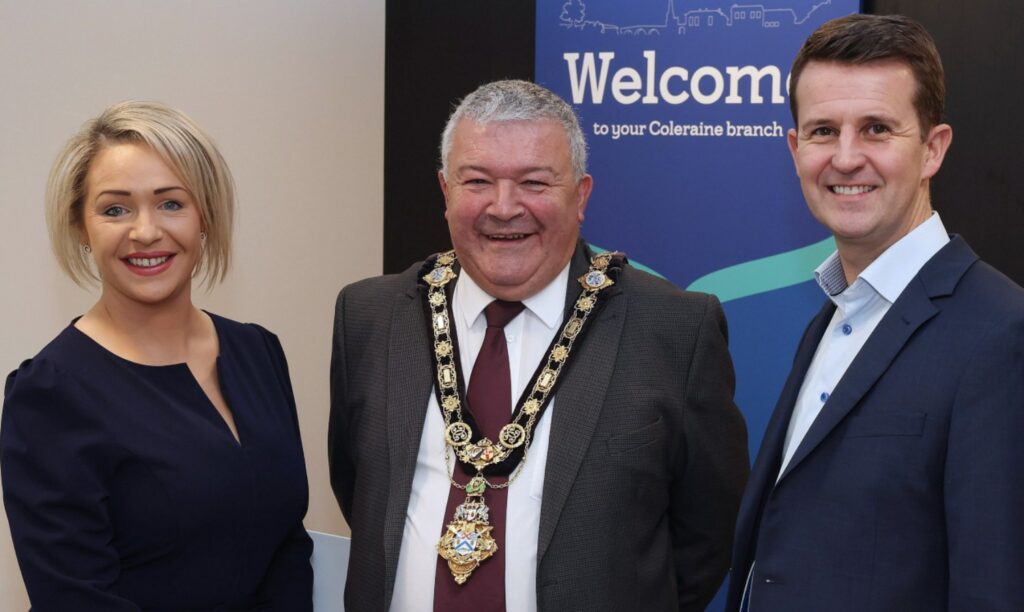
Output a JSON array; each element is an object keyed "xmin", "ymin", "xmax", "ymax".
[
  {"xmin": 67, "ymin": 311, "xmax": 226, "ymax": 370},
  {"xmin": 65, "ymin": 312, "xmax": 242, "ymax": 447}
]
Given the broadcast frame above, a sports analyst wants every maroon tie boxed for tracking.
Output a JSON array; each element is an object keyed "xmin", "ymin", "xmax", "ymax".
[{"xmin": 434, "ymin": 299, "xmax": 525, "ymax": 612}]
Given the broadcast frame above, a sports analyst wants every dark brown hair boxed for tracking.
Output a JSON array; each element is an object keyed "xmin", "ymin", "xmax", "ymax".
[{"xmin": 789, "ymin": 14, "xmax": 945, "ymax": 134}]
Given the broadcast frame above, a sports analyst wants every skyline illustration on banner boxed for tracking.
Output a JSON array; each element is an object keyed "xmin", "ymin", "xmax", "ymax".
[{"xmin": 558, "ymin": 0, "xmax": 836, "ymax": 37}]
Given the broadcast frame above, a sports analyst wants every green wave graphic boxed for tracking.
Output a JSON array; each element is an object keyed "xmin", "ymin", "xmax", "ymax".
[
  {"xmin": 593, "ymin": 237, "xmax": 836, "ymax": 303},
  {"xmin": 686, "ymin": 237, "xmax": 836, "ymax": 302}
]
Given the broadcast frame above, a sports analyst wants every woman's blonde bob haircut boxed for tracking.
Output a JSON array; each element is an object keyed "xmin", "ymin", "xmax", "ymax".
[{"xmin": 47, "ymin": 100, "xmax": 235, "ymax": 287}]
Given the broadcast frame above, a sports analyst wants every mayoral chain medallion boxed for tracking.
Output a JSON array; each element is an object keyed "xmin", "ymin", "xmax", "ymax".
[{"xmin": 421, "ymin": 249, "xmax": 624, "ymax": 585}]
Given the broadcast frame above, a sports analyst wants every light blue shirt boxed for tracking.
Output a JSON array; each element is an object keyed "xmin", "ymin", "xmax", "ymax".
[{"xmin": 777, "ymin": 213, "xmax": 950, "ymax": 478}]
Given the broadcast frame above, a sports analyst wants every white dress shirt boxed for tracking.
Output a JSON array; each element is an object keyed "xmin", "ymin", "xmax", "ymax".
[
  {"xmin": 778, "ymin": 213, "xmax": 950, "ymax": 478},
  {"xmin": 389, "ymin": 263, "xmax": 569, "ymax": 612}
]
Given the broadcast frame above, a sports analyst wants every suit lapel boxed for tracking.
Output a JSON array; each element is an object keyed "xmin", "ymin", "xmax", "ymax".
[
  {"xmin": 732, "ymin": 300, "xmax": 832, "ymax": 568},
  {"xmin": 759, "ymin": 301, "xmax": 834, "ymax": 478},
  {"xmin": 383, "ymin": 282, "xmax": 434, "ymax": 600},
  {"xmin": 776, "ymin": 237, "xmax": 977, "ymax": 483},
  {"xmin": 777, "ymin": 282, "xmax": 935, "ymax": 482},
  {"xmin": 538, "ymin": 243, "xmax": 626, "ymax": 561}
]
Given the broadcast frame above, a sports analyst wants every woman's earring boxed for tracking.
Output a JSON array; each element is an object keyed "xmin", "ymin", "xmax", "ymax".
[
  {"xmin": 200, "ymin": 232, "xmax": 207, "ymax": 242},
  {"xmin": 82, "ymin": 244, "xmax": 92, "ymax": 254}
]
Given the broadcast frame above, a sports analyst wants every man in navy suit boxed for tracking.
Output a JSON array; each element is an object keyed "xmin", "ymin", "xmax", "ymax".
[{"xmin": 727, "ymin": 14, "xmax": 1024, "ymax": 612}]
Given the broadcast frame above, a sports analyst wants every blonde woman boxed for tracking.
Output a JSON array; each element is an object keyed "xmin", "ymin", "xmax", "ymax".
[{"xmin": 1, "ymin": 102, "xmax": 312, "ymax": 610}]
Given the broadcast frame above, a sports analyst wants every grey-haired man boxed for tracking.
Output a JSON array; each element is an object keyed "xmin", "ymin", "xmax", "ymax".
[{"xmin": 330, "ymin": 79, "xmax": 748, "ymax": 612}]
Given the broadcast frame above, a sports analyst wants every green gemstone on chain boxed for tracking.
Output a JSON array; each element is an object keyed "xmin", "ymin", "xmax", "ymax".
[{"xmin": 466, "ymin": 476, "xmax": 487, "ymax": 495}]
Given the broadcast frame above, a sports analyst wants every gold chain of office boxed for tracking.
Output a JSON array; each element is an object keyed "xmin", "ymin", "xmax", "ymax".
[{"xmin": 423, "ymin": 249, "xmax": 620, "ymax": 585}]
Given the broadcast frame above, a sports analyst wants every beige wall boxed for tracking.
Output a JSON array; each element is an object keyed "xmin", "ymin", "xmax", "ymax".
[{"xmin": 0, "ymin": 1, "xmax": 383, "ymax": 608}]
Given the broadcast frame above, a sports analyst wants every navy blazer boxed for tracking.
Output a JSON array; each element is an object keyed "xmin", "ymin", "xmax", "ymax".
[
  {"xmin": 726, "ymin": 237, "xmax": 1024, "ymax": 612},
  {"xmin": 1, "ymin": 314, "xmax": 313, "ymax": 611}
]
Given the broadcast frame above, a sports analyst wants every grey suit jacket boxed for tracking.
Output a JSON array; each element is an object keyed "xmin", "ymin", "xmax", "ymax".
[{"xmin": 330, "ymin": 241, "xmax": 749, "ymax": 611}]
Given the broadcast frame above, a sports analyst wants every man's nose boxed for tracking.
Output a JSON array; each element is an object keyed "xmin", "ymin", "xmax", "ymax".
[
  {"xmin": 831, "ymin": 131, "xmax": 866, "ymax": 173},
  {"xmin": 489, "ymin": 180, "xmax": 524, "ymax": 220}
]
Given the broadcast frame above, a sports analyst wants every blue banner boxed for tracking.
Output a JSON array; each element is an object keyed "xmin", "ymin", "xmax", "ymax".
[{"xmin": 536, "ymin": 1, "xmax": 859, "ymax": 607}]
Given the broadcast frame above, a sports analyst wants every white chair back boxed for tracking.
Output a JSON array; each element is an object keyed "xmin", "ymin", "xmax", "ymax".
[{"xmin": 309, "ymin": 530, "xmax": 351, "ymax": 611}]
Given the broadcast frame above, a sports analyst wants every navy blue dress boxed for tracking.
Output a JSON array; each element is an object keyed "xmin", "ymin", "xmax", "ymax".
[{"xmin": 0, "ymin": 313, "xmax": 313, "ymax": 611}]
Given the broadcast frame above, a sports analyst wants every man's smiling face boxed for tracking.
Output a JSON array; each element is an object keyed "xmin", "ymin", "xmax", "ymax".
[
  {"xmin": 439, "ymin": 117, "xmax": 591, "ymax": 301},
  {"xmin": 788, "ymin": 59, "xmax": 951, "ymax": 267}
]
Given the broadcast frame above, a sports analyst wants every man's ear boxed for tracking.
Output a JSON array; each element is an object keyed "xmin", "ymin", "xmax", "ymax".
[
  {"xmin": 921, "ymin": 123, "xmax": 953, "ymax": 180},
  {"xmin": 575, "ymin": 174, "xmax": 593, "ymax": 224},
  {"xmin": 438, "ymin": 170, "xmax": 450, "ymax": 219},
  {"xmin": 787, "ymin": 128, "xmax": 800, "ymax": 174}
]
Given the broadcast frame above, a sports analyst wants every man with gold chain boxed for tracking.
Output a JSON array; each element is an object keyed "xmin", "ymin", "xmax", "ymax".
[{"xmin": 329, "ymin": 79, "xmax": 749, "ymax": 612}]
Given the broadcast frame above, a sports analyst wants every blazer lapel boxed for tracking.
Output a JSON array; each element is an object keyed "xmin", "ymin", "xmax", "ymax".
[
  {"xmin": 733, "ymin": 300, "xmax": 832, "ymax": 565},
  {"xmin": 383, "ymin": 282, "xmax": 434, "ymax": 600},
  {"xmin": 776, "ymin": 236, "xmax": 979, "ymax": 482},
  {"xmin": 758, "ymin": 301, "xmax": 834, "ymax": 478},
  {"xmin": 538, "ymin": 243, "xmax": 626, "ymax": 561},
  {"xmin": 778, "ymin": 282, "xmax": 936, "ymax": 482}
]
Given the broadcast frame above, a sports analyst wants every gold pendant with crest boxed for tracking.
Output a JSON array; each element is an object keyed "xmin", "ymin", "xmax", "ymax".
[{"xmin": 436, "ymin": 476, "xmax": 498, "ymax": 584}]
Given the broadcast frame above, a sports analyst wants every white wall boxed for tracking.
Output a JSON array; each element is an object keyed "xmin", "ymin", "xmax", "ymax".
[{"xmin": 0, "ymin": 1, "xmax": 383, "ymax": 608}]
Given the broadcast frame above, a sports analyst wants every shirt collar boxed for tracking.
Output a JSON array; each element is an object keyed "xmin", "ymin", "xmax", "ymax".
[
  {"xmin": 454, "ymin": 263, "xmax": 570, "ymax": 331},
  {"xmin": 814, "ymin": 212, "xmax": 950, "ymax": 303}
]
